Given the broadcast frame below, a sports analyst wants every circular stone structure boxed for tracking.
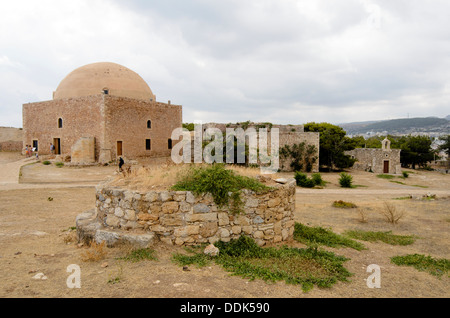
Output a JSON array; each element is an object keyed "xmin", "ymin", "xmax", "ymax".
[
  {"xmin": 76, "ymin": 178, "xmax": 297, "ymax": 248},
  {"xmin": 53, "ymin": 62, "xmax": 156, "ymax": 101}
]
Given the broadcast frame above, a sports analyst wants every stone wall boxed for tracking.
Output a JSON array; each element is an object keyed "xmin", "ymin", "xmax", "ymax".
[
  {"xmin": 104, "ymin": 96, "xmax": 182, "ymax": 160},
  {"xmin": 22, "ymin": 95, "xmax": 105, "ymax": 158},
  {"xmin": 78, "ymin": 179, "xmax": 296, "ymax": 247},
  {"xmin": 0, "ymin": 140, "xmax": 23, "ymax": 152}
]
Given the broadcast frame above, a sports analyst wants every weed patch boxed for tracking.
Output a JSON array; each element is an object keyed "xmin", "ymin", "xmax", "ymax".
[
  {"xmin": 332, "ymin": 200, "xmax": 357, "ymax": 209},
  {"xmin": 344, "ymin": 230, "xmax": 416, "ymax": 246},
  {"xmin": 172, "ymin": 236, "xmax": 352, "ymax": 292},
  {"xmin": 118, "ymin": 248, "xmax": 158, "ymax": 262},
  {"xmin": 391, "ymin": 254, "xmax": 449, "ymax": 277},
  {"xmin": 293, "ymin": 223, "xmax": 365, "ymax": 251},
  {"xmin": 377, "ymin": 174, "xmax": 395, "ymax": 179}
]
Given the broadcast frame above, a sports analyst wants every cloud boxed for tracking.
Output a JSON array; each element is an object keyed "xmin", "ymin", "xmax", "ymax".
[{"xmin": 1, "ymin": 0, "xmax": 449, "ymax": 128}]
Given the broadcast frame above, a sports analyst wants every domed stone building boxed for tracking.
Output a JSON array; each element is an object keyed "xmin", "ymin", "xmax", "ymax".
[{"xmin": 22, "ymin": 62, "xmax": 182, "ymax": 164}]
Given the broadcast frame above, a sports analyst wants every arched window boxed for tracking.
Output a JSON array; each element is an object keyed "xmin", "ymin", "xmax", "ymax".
[
  {"xmin": 168, "ymin": 139, "xmax": 173, "ymax": 149},
  {"xmin": 147, "ymin": 120, "xmax": 152, "ymax": 129},
  {"xmin": 58, "ymin": 118, "xmax": 63, "ymax": 128}
]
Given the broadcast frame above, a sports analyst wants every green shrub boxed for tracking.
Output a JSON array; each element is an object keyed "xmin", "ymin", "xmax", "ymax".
[
  {"xmin": 311, "ymin": 173, "xmax": 325, "ymax": 186},
  {"xmin": 294, "ymin": 172, "xmax": 315, "ymax": 188},
  {"xmin": 339, "ymin": 172, "xmax": 353, "ymax": 188},
  {"xmin": 294, "ymin": 172, "xmax": 325, "ymax": 188},
  {"xmin": 171, "ymin": 164, "xmax": 270, "ymax": 214},
  {"xmin": 55, "ymin": 162, "xmax": 64, "ymax": 168},
  {"xmin": 402, "ymin": 171, "xmax": 409, "ymax": 178},
  {"xmin": 42, "ymin": 160, "xmax": 51, "ymax": 165}
]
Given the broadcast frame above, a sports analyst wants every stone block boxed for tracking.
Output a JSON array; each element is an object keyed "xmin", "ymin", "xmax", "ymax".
[
  {"xmin": 193, "ymin": 203, "xmax": 210, "ymax": 213},
  {"xmin": 161, "ymin": 201, "xmax": 179, "ymax": 214},
  {"xmin": 174, "ymin": 225, "xmax": 200, "ymax": 237}
]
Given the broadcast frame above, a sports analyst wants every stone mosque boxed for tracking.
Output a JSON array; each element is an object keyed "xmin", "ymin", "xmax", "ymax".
[{"xmin": 22, "ymin": 62, "xmax": 182, "ymax": 164}]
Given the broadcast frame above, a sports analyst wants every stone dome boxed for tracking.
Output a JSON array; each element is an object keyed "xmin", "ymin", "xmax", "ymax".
[{"xmin": 53, "ymin": 62, "xmax": 156, "ymax": 101}]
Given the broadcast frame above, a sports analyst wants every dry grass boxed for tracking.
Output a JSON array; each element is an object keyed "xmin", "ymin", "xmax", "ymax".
[
  {"xmin": 80, "ymin": 241, "xmax": 107, "ymax": 262},
  {"xmin": 356, "ymin": 208, "xmax": 368, "ymax": 223},
  {"xmin": 380, "ymin": 202, "xmax": 405, "ymax": 224}
]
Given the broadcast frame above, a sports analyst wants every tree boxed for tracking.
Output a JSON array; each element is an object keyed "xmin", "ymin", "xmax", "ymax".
[
  {"xmin": 304, "ymin": 122, "xmax": 356, "ymax": 171},
  {"xmin": 398, "ymin": 135, "xmax": 436, "ymax": 169},
  {"xmin": 438, "ymin": 135, "xmax": 450, "ymax": 156}
]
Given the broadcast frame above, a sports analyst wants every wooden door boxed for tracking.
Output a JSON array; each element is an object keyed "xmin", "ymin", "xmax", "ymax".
[
  {"xmin": 53, "ymin": 138, "xmax": 61, "ymax": 155},
  {"xmin": 383, "ymin": 160, "xmax": 389, "ymax": 174},
  {"xmin": 117, "ymin": 141, "xmax": 123, "ymax": 156}
]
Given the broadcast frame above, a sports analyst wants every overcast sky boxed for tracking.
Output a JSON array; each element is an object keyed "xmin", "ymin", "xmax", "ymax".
[{"xmin": 1, "ymin": 0, "xmax": 449, "ymax": 128}]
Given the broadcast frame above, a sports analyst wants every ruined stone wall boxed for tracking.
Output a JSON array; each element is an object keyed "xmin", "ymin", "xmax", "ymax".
[
  {"xmin": 104, "ymin": 96, "xmax": 182, "ymax": 159},
  {"xmin": 93, "ymin": 180, "xmax": 296, "ymax": 246},
  {"xmin": 22, "ymin": 95, "xmax": 104, "ymax": 158},
  {"xmin": 201, "ymin": 123, "xmax": 320, "ymax": 172}
]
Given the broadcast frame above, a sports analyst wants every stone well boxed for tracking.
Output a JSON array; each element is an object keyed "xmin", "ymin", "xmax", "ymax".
[{"xmin": 76, "ymin": 178, "xmax": 296, "ymax": 248}]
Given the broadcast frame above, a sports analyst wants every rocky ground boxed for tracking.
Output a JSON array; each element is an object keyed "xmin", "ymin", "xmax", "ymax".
[{"xmin": 0, "ymin": 152, "xmax": 448, "ymax": 300}]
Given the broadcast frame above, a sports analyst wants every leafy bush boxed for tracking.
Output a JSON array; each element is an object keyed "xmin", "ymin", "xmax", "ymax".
[
  {"xmin": 42, "ymin": 160, "xmax": 51, "ymax": 165},
  {"xmin": 294, "ymin": 172, "xmax": 315, "ymax": 188},
  {"xmin": 55, "ymin": 162, "xmax": 64, "ymax": 168},
  {"xmin": 295, "ymin": 172, "xmax": 325, "ymax": 188},
  {"xmin": 339, "ymin": 172, "xmax": 353, "ymax": 188},
  {"xmin": 402, "ymin": 171, "xmax": 409, "ymax": 178},
  {"xmin": 311, "ymin": 173, "xmax": 325, "ymax": 186},
  {"xmin": 171, "ymin": 164, "xmax": 270, "ymax": 214}
]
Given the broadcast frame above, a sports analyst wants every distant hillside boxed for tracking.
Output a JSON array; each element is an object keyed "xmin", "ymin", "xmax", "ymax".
[{"xmin": 340, "ymin": 117, "xmax": 450, "ymax": 136}]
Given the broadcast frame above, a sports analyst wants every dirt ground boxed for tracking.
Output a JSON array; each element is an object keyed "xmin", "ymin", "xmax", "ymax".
[{"xmin": 0, "ymin": 152, "xmax": 448, "ymax": 299}]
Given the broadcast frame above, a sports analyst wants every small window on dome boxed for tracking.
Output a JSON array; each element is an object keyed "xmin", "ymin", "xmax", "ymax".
[{"xmin": 103, "ymin": 89, "xmax": 109, "ymax": 95}]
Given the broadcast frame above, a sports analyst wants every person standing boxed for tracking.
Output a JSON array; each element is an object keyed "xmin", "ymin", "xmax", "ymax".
[{"xmin": 118, "ymin": 157, "xmax": 124, "ymax": 172}]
